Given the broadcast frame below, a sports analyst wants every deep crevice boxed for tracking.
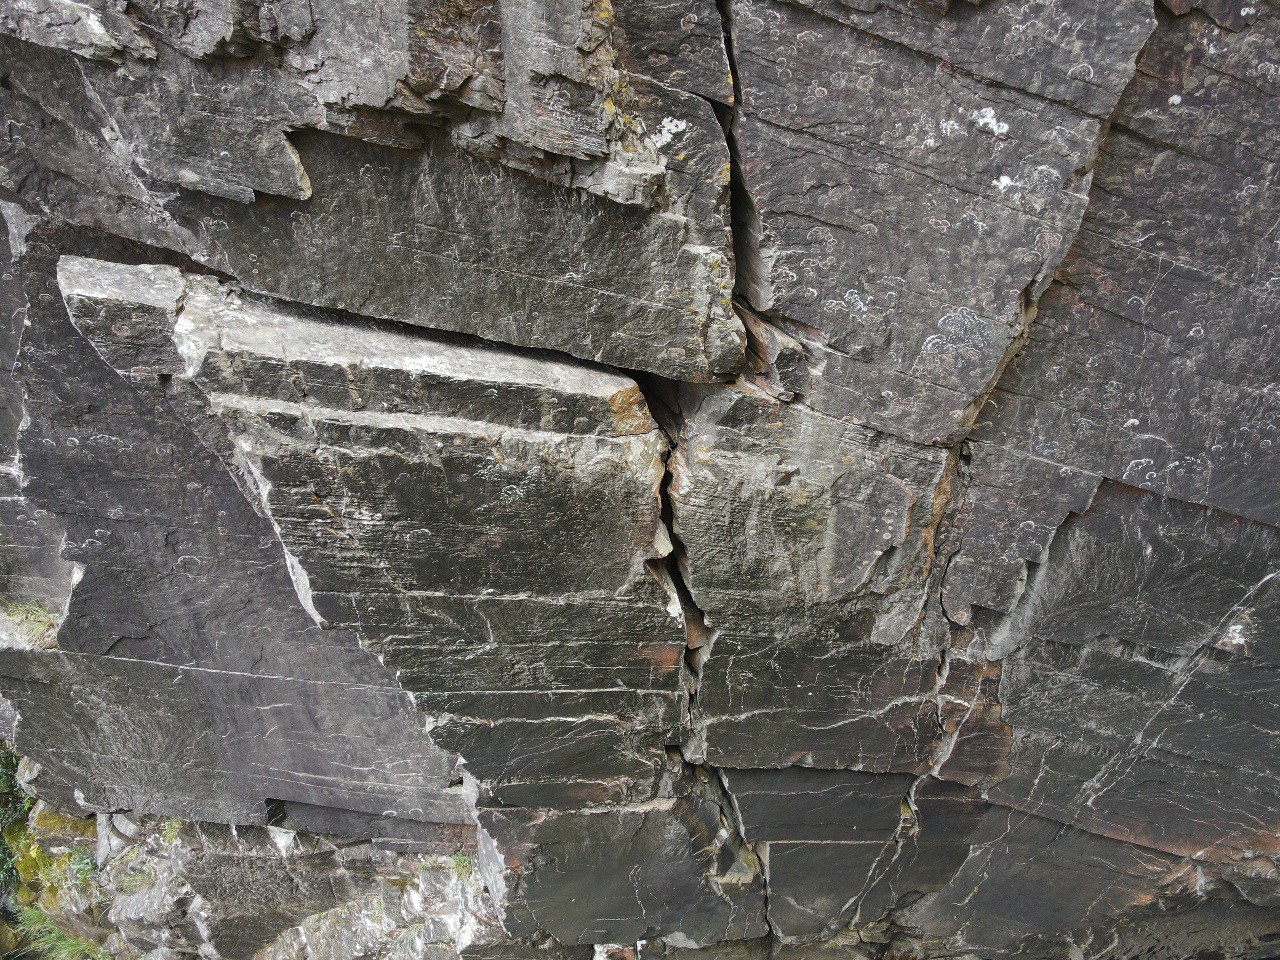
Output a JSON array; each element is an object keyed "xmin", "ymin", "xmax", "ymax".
[
  {"xmin": 709, "ymin": 0, "xmax": 798, "ymax": 396},
  {"xmin": 631, "ymin": 363, "xmax": 781, "ymax": 944}
]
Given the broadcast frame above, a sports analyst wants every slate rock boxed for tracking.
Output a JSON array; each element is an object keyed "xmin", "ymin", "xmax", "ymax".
[
  {"xmin": 728, "ymin": 0, "xmax": 1155, "ymax": 443},
  {"xmin": 1, "ymin": 1, "xmax": 1279, "ymax": 958},
  {"xmin": 0, "ymin": 227, "xmax": 474, "ymax": 840},
  {"xmin": 669, "ymin": 382, "xmax": 951, "ymax": 770},
  {"xmin": 54, "ymin": 254, "xmax": 690, "ymax": 810}
]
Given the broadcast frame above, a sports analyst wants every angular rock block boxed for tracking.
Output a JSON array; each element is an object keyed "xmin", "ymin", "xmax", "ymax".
[
  {"xmin": 51, "ymin": 255, "xmax": 689, "ymax": 810},
  {"xmin": 729, "ymin": 0, "xmax": 1156, "ymax": 443},
  {"xmin": 670, "ymin": 383, "xmax": 952, "ymax": 770}
]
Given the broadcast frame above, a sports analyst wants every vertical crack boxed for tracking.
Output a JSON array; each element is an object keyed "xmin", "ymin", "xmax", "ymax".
[
  {"xmin": 712, "ymin": 0, "xmax": 763, "ymax": 311},
  {"xmin": 631, "ymin": 368, "xmax": 779, "ymax": 946},
  {"xmin": 708, "ymin": 0, "xmax": 802, "ymax": 402},
  {"xmin": 621, "ymin": 4, "xmax": 784, "ymax": 946}
]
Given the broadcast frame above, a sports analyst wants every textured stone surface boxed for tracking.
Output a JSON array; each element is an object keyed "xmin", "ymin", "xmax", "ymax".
[
  {"xmin": 729, "ymin": 0, "xmax": 1155, "ymax": 444},
  {"xmin": 0, "ymin": 0, "xmax": 1279, "ymax": 958}
]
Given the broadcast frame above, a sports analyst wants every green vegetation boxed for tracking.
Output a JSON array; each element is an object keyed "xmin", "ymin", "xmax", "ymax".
[
  {"xmin": 0, "ymin": 745, "xmax": 32, "ymax": 952},
  {"xmin": 35, "ymin": 847, "xmax": 96, "ymax": 892},
  {"xmin": 13, "ymin": 907, "xmax": 108, "ymax": 960},
  {"xmin": 1, "ymin": 601, "xmax": 58, "ymax": 647},
  {"xmin": 160, "ymin": 819, "xmax": 183, "ymax": 845},
  {"xmin": 0, "ymin": 746, "xmax": 108, "ymax": 957},
  {"xmin": 450, "ymin": 852, "xmax": 472, "ymax": 879},
  {"xmin": 7, "ymin": 806, "xmax": 97, "ymax": 902},
  {"xmin": 0, "ymin": 745, "xmax": 33, "ymax": 898}
]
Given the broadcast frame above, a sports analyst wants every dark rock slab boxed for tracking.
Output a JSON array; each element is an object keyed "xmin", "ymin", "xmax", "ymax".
[
  {"xmin": 670, "ymin": 382, "xmax": 951, "ymax": 770},
  {"xmin": 984, "ymin": 484, "xmax": 1280, "ymax": 869},
  {"xmin": 0, "ymin": 34, "xmax": 743, "ymax": 382},
  {"xmin": 969, "ymin": 3, "xmax": 1280, "ymax": 536},
  {"xmin": 481, "ymin": 785, "xmax": 767, "ymax": 947},
  {"xmin": 729, "ymin": 0, "xmax": 1154, "ymax": 443},
  {"xmin": 55, "ymin": 254, "xmax": 689, "ymax": 809},
  {"xmin": 721, "ymin": 770, "xmax": 985, "ymax": 943},
  {"xmin": 0, "ymin": 222, "xmax": 473, "ymax": 838},
  {"xmin": 899, "ymin": 802, "xmax": 1189, "ymax": 957},
  {"xmin": 723, "ymin": 768, "xmax": 910, "ymax": 844}
]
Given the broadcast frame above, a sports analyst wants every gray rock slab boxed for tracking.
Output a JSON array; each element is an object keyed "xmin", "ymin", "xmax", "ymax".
[
  {"xmin": 670, "ymin": 383, "xmax": 950, "ymax": 770},
  {"xmin": 729, "ymin": 0, "xmax": 1155, "ymax": 443},
  {"xmin": 57, "ymin": 254, "xmax": 689, "ymax": 809}
]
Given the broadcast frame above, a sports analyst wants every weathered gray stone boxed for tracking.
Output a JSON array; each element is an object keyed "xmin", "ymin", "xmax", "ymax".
[
  {"xmin": 0, "ymin": 0, "xmax": 153, "ymax": 60},
  {"xmin": 482, "ymin": 778, "xmax": 767, "ymax": 947},
  {"xmin": 52, "ymin": 255, "xmax": 688, "ymax": 808},
  {"xmin": 0, "ymin": 32, "xmax": 742, "ymax": 381},
  {"xmin": 728, "ymin": 0, "xmax": 1156, "ymax": 443},
  {"xmin": 1, "ymin": 1, "xmax": 1279, "ymax": 958},
  {"xmin": 669, "ymin": 382, "xmax": 951, "ymax": 770}
]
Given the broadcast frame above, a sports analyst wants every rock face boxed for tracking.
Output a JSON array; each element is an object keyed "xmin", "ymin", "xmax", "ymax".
[{"xmin": 0, "ymin": 1, "xmax": 1277, "ymax": 958}]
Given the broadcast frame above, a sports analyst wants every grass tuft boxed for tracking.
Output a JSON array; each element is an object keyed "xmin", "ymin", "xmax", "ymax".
[
  {"xmin": 159, "ymin": 820, "xmax": 183, "ymax": 846},
  {"xmin": 14, "ymin": 907, "xmax": 107, "ymax": 960},
  {"xmin": 450, "ymin": 852, "xmax": 472, "ymax": 879},
  {"xmin": 35, "ymin": 848, "xmax": 96, "ymax": 893},
  {"xmin": 113, "ymin": 866, "xmax": 157, "ymax": 894},
  {"xmin": 1, "ymin": 602, "xmax": 58, "ymax": 647}
]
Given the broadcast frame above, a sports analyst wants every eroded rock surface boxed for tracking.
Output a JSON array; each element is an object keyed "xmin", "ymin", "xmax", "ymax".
[{"xmin": 0, "ymin": 0, "xmax": 1277, "ymax": 958}]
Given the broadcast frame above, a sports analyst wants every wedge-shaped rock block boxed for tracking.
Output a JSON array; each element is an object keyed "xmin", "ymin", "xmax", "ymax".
[
  {"xmin": 55, "ymin": 255, "xmax": 687, "ymax": 809},
  {"xmin": 942, "ymin": 444, "xmax": 1101, "ymax": 624},
  {"xmin": 174, "ymin": 131, "xmax": 741, "ymax": 382}
]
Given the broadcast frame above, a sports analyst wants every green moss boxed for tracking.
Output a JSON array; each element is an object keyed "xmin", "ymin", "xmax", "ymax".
[
  {"xmin": 35, "ymin": 847, "xmax": 96, "ymax": 893},
  {"xmin": 450, "ymin": 852, "xmax": 472, "ymax": 879},
  {"xmin": 6, "ymin": 824, "xmax": 47, "ymax": 902},
  {"xmin": 0, "ymin": 751, "xmax": 108, "ymax": 958},
  {"xmin": 4, "ymin": 803, "xmax": 98, "ymax": 901},
  {"xmin": 13, "ymin": 907, "xmax": 107, "ymax": 960},
  {"xmin": 26, "ymin": 809, "xmax": 94, "ymax": 844},
  {"xmin": 159, "ymin": 819, "xmax": 183, "ymax": 845},
  {"xmin": 0, "ymin": 746, "xmax": 34, "ymax": 900}
]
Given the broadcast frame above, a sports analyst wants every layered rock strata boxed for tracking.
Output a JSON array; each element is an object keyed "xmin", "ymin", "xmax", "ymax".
[{"xmin": 0, "ymin": 1, "xmax": 1277, "ymax": 958}]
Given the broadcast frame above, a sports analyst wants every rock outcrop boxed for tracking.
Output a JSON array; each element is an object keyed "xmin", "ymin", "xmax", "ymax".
[{"xmin": 0, "ymin": 1, "xmax": 1277, "ymax": 958}]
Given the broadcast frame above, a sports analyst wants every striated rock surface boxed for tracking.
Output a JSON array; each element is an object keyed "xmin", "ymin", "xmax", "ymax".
[{"xmin": 0, "ymin": 0, "xmax": 1277, "ymax": 958}]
